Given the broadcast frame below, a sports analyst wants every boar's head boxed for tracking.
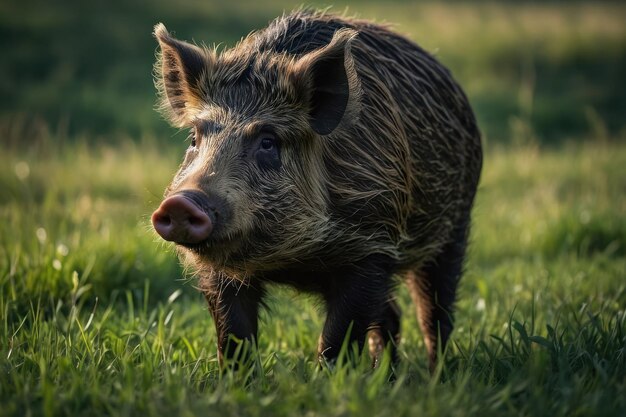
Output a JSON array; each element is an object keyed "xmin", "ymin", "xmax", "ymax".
[{"xmin": 151, "ymin": 24, "xmax": 361, "ymax": 277}]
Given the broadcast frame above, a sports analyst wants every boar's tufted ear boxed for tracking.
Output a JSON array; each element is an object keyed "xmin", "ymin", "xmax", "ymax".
[
  {"xmin": 291, "ymin": 28, "xmax": 361, "ymax": 136},
  {"xmin": 154, "ymin": 23, "xmax": 211, "ymax": 127}
]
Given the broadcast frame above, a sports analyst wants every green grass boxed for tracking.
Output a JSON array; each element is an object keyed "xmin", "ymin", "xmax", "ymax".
[
  {"xmin": 1, "ymin": 126, "xmax": 625, "ymax": 416},
  {"xmin": 2, "ymin": 1, "xmax": 626, "ymax": 416}
]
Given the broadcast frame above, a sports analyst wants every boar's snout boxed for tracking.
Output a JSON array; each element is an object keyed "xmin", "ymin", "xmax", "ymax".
[{"xmin": 152, "ymin": 192, "xmax": 213, "ymax": 244}]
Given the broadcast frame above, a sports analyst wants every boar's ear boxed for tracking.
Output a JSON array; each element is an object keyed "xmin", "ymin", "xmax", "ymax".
[
  {"xmin": 154, "ymin": 23, "xmax": 211, "ymax": 127},
  {"xmin": 291, "ymin": 29, "xmax": 361, "ymax": 136}
]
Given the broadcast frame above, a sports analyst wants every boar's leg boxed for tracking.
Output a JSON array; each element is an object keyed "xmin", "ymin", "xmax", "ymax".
[
  {"xmin": 367, "ymin": 297, "xmax": 401, "ymax": 367},
  {"xmin": 317, "ymin": 255, "xmax": 394, "ymax": 364},
  {"xmin": 201, "ymin": 272, "xmax": 265, "ymax": 366},
  {"xmin": 406, "ymin": 219, "xmax": 470, "ymax": 372}
]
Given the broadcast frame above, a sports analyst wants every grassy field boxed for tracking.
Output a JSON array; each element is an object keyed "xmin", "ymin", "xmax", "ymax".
[
  {"xmin": 1, "ymin": 1, "xmax": 626, "ymax": 416},
  {"xmin": 2, "ymin": 0, "xmax": 625, "ymax": 142}
]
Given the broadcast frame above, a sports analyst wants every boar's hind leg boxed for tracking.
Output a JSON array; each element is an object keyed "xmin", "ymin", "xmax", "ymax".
[
  {"xmin": 318, "ymin": 255, "xmax": 395, "ymax": 365},
  {"xmin": 202, "ymin": 272, "xmax": 265, "ymax": 366},
  {"xmin": 406, "ymin": 218, "xmax": 470, "ymax": 372},
  {"xmin": 368, "ymin": 298, "xmax": 401, "ymax": 367}
]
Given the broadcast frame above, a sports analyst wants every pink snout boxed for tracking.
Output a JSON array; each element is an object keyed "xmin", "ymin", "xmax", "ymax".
[{"xmin": 151, "ymin": 195, "xmax": 213, "ymax": 244}]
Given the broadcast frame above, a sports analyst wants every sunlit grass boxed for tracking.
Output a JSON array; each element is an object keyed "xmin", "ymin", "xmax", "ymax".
[{"xmin": 1, "ymin": 122, "xmax": 625, "ymax": 416}]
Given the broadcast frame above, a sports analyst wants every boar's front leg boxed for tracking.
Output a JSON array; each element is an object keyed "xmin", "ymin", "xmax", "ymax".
[
  {"xmin": 317, "ymin": 255, "xmax": 394, "ymax": 364},
  {"xmin": 201, "ymin": 271, "xmax": 265, "ymax": 366}
]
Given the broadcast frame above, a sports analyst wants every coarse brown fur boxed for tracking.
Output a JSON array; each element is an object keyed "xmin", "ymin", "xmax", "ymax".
[{"xmin": 152, "ymin": 9, "xmax": 482, "ymax": 370}]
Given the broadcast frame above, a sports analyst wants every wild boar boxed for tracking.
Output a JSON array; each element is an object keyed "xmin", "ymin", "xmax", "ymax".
[{"xmin": 151, "ymin": 9, "xmax": 482, "ymax": 370}]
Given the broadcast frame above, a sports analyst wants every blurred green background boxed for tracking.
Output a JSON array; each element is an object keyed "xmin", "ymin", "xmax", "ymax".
[{"xmin": 2, "ymin": 0, "xmax": 625, "ymax": 144}]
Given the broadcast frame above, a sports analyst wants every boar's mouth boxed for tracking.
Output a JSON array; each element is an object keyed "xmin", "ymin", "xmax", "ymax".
[{"xmin": 179, "ymin": 232, "xmax": 242, "ymax": 255}]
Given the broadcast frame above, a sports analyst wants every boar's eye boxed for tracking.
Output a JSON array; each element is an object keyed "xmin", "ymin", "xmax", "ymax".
[
  {"xmin": 261, "ymin": 137, "xmax": 274, "ymax": 150},
  {"xmin": 255, "ymin": 131, "xmax": 281, "ymax": 171}
]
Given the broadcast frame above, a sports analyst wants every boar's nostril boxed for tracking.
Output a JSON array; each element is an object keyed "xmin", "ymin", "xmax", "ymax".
[{"xmin": 152, "ymin": 195, "xmax": 213, "ymax": 244}]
